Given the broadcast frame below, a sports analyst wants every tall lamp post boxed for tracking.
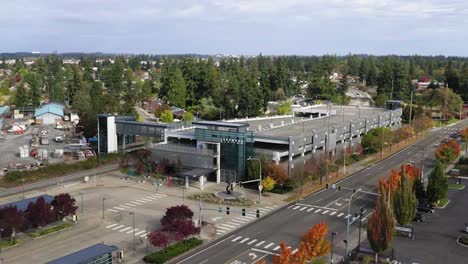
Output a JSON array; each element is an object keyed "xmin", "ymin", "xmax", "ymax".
[
  {"xmin": 129, "ymin": 212, "xmax": 136, "ymax": 255},
  {"xmin": 247, "ymin": 157, "xmax": 262, "ymax": 204},
  {"xmin": 331, "ymin": 231, "xmax": 337, "ymax": 263}
]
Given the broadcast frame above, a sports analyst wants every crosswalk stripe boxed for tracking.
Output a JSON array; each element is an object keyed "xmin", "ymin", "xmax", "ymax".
[
  {"xmin": 124, "ymin": 203, "xmax": 136, "ymax": 207},
  {"xmin": 240, "ymin": 238, "xmax": 250, "ymax": 243},
  {"xmin": 231, "ymin": 219, "xmax": 248, "ymax": 224},
  {"xmin": 255, "ymin": 241, "xmax": 265, "ymax": 247},
  {"xmin": 152, "ymin": 193, "xmax": 166, "ymax": 197},
  {"xmin": 120, "ymin": 227, "xmax": 132, "ymax": 232},
  {"xmin": 216, "ymin": 232, "xmax": 225, "ymax": 235},
  {"xmin": 135, "ymin": 230, "xmax": 146, "ymax": 236},
  {"xmin": 107, "ymin": 209, "xmax": 118, "ymax": 213},
  {"xmin": 112, "ymin": 225, "xmax": 125, "ymax": 230},
  {"xmin": 345, "ymin": 214, "xmax": 351, "ymax": 219},
  {"xmin": 315, "ymin": 209, "xmax": 322, "ymax": 213},
  {"xmin": 114, "ymin": 207, "xmax": 126, "ymax": 210},
  {"xmin": 221, "ymin": 224, "xmax": 237, "ymax": 228},
  {"xmin": 136, "ymin": 199, "xmax": 147, "ymax": 203},
  {"xmin": 307, "ymin": 208, "xmax": 315, "ymax": 212},
  {"xmin": 129, "ymin": 202, "xmax": 142, "ymax": 205},
  {"xmin": 244, "ymin": 216, "xmax": 255, "ymax": 219},
  {"xmin": 322, "ymin": 210, "xmax": 329, "ymax": 214},
  {"xmin": 287, "ymin": 205, "xmax": 294, "ymax": 209},
  {"xmin": 141, "ymin": 198, "xmax": 153, "ymax": 202},
  {"xmin": 217, "ymin": 226, "xmax": 231, "ymax": 231},
  {"xmin": 329, "ymin": 211, "xmax": 337, "ymax": 216},
  {"xmin": 227, "ymin": 222, "xmax": 241, "ymax": 226},
  {"xmin": 265, "ymin": 243, "xmax": 275, "ymax": 249},
  {"xmin": 265, "ymin": 206, "xmax": 275, "ymax": 210},
  {"xmin": 127, "ymin": 228, "xmax": 139, "ymax": 234},
  {"xmin": 292, "ymin": 206, "xmax": 300, "ymax": 210},
  {"xmin": 299, "ymin": 207, "xmax": 307, "ymax": 211},
  {"xmin": 145, "ymin": 196, "xmax": 158, "ymax": 200},
  {"xmin": 232, "ymin": 236, "xmax": 242, "ymax": 242},
  {"xmin": 247, "ymin": 239, "xmax": 258, "ymax": 245},
  {"xmin": 273, "ymin": 246, "xmax": 280, "ymax": 251},
  {"xmin": 106, "ymin": 223, "xmax": 118, "ymax": 228},
  {"xmin": 362, "ymin": 217, "xmax": 367, "ymax": 221},
  {"xmin": 119, "ymin": 205, "xmax": 132, "ymax": 208},
  {"xmin": 140, "ymin": 233, "xmax": 148, "ymax": 238},
  {"xmin": 337, "ymin": 213, "xmax": 344, "ymax": 217}
]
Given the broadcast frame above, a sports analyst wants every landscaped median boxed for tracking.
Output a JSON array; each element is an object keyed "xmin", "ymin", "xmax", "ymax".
[
  {"xmin": 0, "ymin": 239, "xmax": 21, "ymax": 249},
  {"xmin": 448, "ymin": 183, "xmax": 465, "ymax": 190},
  {"xmin": 28, "ymin": 222, "xmax": 74, "ymax": 239},
  {"xmin": 143, "ymin": 237, "xmax": 203, "ymax": 264},
  {"xmin": 436, "ymin": 198, "xmax": 450, "ymax": 208}
]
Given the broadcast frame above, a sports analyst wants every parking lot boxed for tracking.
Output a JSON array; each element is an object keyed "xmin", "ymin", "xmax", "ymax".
[{"xmin": 392, "ymin": 179, "xmax": 468, "ymax": 264}]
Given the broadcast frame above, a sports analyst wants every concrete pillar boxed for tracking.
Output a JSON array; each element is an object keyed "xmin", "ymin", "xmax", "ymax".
[{"xmin": 216, "ymin": 143, "xmax": 221, "ymax": 184}]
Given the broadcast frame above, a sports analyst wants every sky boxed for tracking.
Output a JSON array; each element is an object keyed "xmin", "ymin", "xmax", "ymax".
[{"xmin": 1, "ymin": 0, "xmax": 468, "ymax": 56}]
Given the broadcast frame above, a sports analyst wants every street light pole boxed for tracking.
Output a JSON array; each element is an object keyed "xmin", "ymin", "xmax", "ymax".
[
  {"xmin": 331, "ymin": 231, "xmax": 337, "ymax": 263},
  {"xmin": 248, "ymin": 157, "xmax": 262, "ymax": 204},
  {"xmin": 357, "ymin": 207, "xmax": 366, "ymax": 252},
  {"xmin": 129, "ymin": 212, "xmax": 136, "ymax": 255}
]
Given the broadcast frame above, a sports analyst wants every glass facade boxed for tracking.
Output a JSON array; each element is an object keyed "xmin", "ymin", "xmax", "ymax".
[
  {"xmin": 97, "ymin": 116, "xmax": 109, "ymax": 154},
  {"xmin": 86, "ymin": 252, "xmax": 113, "ymax": 264},
  {"xmin": 195, "ymin": 128, "xmax": 253, "ymax": 180}
]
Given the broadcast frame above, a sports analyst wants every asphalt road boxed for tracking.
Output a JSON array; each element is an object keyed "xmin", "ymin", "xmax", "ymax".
[{"xmin": 172, "ymin": 120, "xmax": 468, "ymax": 264}]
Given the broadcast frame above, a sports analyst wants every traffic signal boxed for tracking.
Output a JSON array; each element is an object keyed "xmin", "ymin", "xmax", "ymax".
[
  {"xmin": 256, "ymin": 209, "xmax": 260, "ymax": 218},
  {"xmin": 218, "ymin": 207, "xmax": 222, "ymax": 213},
  {"xmin": 325, "ymin": 183, "xmax": 329, "ymax": 189},
  {"xmin": 338, "ymin": 185, "xmax": 342, "ymax": 191},
  {"xmin": 242, "ymin": 208, "xmax": 246, "ymax": 216},
  {"xmin": 226, "ymin": 207, "xmax": 230, "ymax": 215}
]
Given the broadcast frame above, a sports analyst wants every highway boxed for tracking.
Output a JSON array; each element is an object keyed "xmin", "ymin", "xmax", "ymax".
[{"xmin": 172, "ymin": 120, "xmax": 468, "ymax": 264}]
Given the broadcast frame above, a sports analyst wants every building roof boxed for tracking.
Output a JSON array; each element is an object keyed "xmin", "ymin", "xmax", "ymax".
[
  {"xmin": 0, "ymin": 195, "xmax": 55, "ymax": 211},
  {"xmin": 47, "ymin": 243, "xmax": 118, "ymax": 264},
  {"xmin": 193, "ymin": 120, "xmax": 249, "ymax": 128},
  {"xmin": 34, "ymin": 104, "xmax": 64, "ymax": 118},
  {"xmin": 41, "ymin": 101, "xmax": 65, "ymax": 109},
  {"xmin": 0, "ymin": 106, "xmax": 9, "ymax": 115}
]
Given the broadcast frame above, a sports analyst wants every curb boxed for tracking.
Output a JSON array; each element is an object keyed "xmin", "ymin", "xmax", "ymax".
[
  {"xmin": 449, "ymin": 185, "xmax": 465, "ymax": 190},
  {"xmin": 436, "ymin": 200, "xmax": 451, "ymax": 209}
]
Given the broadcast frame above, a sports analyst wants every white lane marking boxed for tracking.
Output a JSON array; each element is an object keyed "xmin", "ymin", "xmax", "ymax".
[
  {"xmin": 247, "ymin": 239, "xmax": 258, "ymax": 245},
  {"xmin": 307, "ymin": 208, "xmax": 315, "ymax": 212},
  {"xmin": 337, "ymin": 213, "xmax": 344, "ymax": 217},
  {"xmin": 315, "ymin": 209, "xmax": 322, "ymax": 213},
  {"xmin": 251, "ymin": 248, "xmax": 279, "ymax": 256},
  {"xmin": 255, "ymin": 241, "xmax": 265, "ymax": 247},
  {"xmin": 322, "ymin": 210, "xmax": 329, "ymax": 214},
  {"xmin": 114, "ymin": 207, "xmax": 126, "ymax": 210},
  {"xmin": 107, "ymin": 209, "xmax": 118, "ymax": 212},
  {"xmin": 112, "ymin": 225, "xmax": 125, "ymax": 230},
  {"xmin": 239, "ymin": 238, "xmax": 250, "ymax": 244},
  {"xmin": 135, "ymin": 230, "xmax": 146, "ymax": 236},
  {"xmin": 273, "ymin": 246, "xmax": 280, "ymax": 251},
  {"xmin": 106, "ymin": 223, "xmax": 118, "ymax": 228},
  {"xmin": 292, "ymin": 206, "xmax": 300, "ymax": 210},
  {"xmin": 264, "ymin": 243, "xmax": 275, "ymax": 249},
  {"xmin": 127, "ymin": 228, "xmax": 139, "ymax": 234},
  {"xmin": 221, "ymin": 224, "xmax": 237, "ymax": 229},
  {"xmin": 299, "ymin": 207, "xmax": 307, "ymax": 211},
  {"xmin": 329, "ymin": 211, "xmax": 337, "ymax": 216},
  {"xmin": 119, "ymin": 227, "xmax": 132, "ymax": 232},
  {"xmin": 232, "ymin": 236, "xmax": 242, "ymax": 242}
]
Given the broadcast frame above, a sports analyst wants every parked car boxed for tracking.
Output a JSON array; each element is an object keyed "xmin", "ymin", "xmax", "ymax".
[
  {"xmin": 417, "ymin": 206, "xmax": 435, "ymax": 214},
  {"xmin": 54, "ymin": 134, "xmax": 63, "ymax": 143},
  {"xmin": 413, "ymin": 213, "xmax": 424, "ymax": 223}
]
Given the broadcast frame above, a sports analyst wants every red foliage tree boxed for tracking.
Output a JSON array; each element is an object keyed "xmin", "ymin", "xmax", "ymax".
[
  {"xmin": 266, "ymin": 163, "xmax": 288, "ymax": 185},
  {"xmin": 172, "ymin": 219, "xmax": 200, "ymax": 241},
  {"xmin": 0, "ymin": 206, "xmax": 27, "ymax": 236},
  {"xmin": 51, "ymin": 193, "xmax": 78, "ymax": 218},
  {"xmin": 26, "ymin": 197, "xmax": 53, "ymax": 228},
  {"xmin": 160, "ymin": 205, "xmax": 194, "ymax": 227},
  {"xmin": 402, "ymin": 164, "xmax": 421, "ymax": 181},
  {"xmin": 436, "ymin": 139, "xmax": 460, "ymax": 164},
  {"xmin": 148, "ymin": 231, "xmax": 169, "ymax": 249}
]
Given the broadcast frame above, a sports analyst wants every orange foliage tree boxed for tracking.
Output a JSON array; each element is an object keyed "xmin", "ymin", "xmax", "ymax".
[
  {"xmin": 273, "ymin": 243, "xmax": 305, "ymax": 264},
  {"xmin": 266, "ymin": 163, "xmax": 288, "ymax": 185},
  {"xmin": 462, "ymin": 127, "xmax": 468, "ymax": 153},
  {"xmin": 436, "ymin": 139, "xmax": 461, "ymax": 164},
  {"xmin": 380, "ymin": 164, "xmax": 421, "ymax": 199},
  {"xmin": 402, "ymin": 163, "xmax": 421, "ymax": 181},
  {"xmin": 298, "ymin": 222, "xmax": 331, "ymax": 261}
]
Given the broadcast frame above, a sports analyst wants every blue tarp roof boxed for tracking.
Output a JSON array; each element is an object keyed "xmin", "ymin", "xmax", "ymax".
[
  {"xmin": 0, "ymin": 195, "xmax": 55, "ymax": 211},
  {"xmin": 47, "ymin": 243, "xmax": 118, "ymax": 264},
  {"xmin": 0, "ymin": 106, "xmax": 9, "ymax": 115},
  {"xmin": 34, "ymin": 104, "xmax": 64, "ymax": 118}
]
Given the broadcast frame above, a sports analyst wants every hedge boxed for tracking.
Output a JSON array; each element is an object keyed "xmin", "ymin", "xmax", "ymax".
[
  {"xmin": 143, "ymin": 237, "xmax": 203, "ymax": 264},
  {"xmin": 28, "ymin": 222, "xmax": 74, "ymax": 238}
]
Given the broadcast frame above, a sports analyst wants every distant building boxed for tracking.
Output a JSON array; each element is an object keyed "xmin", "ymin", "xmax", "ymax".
[
  {"xmin": 34, "ymin": 102, "xmax": 65, "ymax": 125},
  {"xmin": 47, "ymin": 243, "xmax": 119, "ymax": 264},
  {"xmin": 0, "ymin": 195, "xmax": 55, "ymax": 212}
]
